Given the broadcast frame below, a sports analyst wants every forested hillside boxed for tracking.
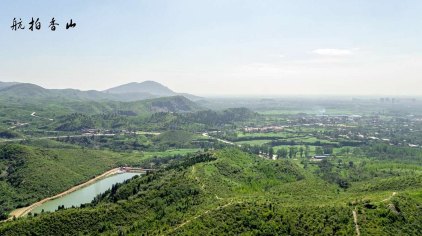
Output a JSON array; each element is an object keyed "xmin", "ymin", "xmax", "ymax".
[{"xmin": 1, "ymin": 148, "xmax": 420, "ymax": 235}]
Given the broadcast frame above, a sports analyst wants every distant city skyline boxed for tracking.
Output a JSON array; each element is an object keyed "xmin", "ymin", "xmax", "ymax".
[{"xmin": 1, "ymin": 1, "xmax": 422, "ymax": 96}]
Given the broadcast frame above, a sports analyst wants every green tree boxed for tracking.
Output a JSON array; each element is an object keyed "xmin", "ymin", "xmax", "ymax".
[
  {"xmin": 315, "ymin": 146, "xmax": 324, "ymax": 155},
  {"xmin": 305, "ymin": 145, "xmax": 310, "ymax": 158},
  {"xmin": 299, "ymin": 146, "xmax": 304, "ymax": 158},
  {"xmin": 289, "ymin": 146, "xmax": 297, "ymax": 158},
  {"xmin": 277, "ymin": 148, "xmax": 288, "ymax": 159},
  {"xmin": 268, "ymin": 147, "xmax": 274, "ymax": 159}
]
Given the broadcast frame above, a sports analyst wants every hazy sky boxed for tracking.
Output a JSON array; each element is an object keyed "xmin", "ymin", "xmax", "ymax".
[{"xmin": 1, "ymin": 0, "xmax": 422, "ymax": 96}]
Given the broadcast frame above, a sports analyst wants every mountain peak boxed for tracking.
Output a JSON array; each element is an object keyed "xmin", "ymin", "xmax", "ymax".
[{"xmin": 104, "ymin": 81, "xmax": 176, "ymax": 96}]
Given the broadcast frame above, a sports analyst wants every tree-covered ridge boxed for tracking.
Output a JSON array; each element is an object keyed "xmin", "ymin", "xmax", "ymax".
[
  {"xmin": 174, "ymin": 193, "xmax": 422, "ymax": 236},
  {"xmin": 0, "ymin": 81, "xmax": 199, "ymax": 103},
  {"xmin": 0, "ymin": 95, "xmax": 204, "ymax": 133},
  {"xmin": 1, "ymin": 148, "xmax": 421, "ymax": 235},
  {"xmin": 47, "ymin": 107, "xmax": 256, "ymax": 133}
]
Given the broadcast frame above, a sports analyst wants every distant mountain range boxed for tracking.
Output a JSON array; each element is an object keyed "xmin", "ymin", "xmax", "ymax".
[
  {"xmin": 0, "ymin": 81, "xmax": 201, "ymax": 102},
  {"xmin": 104, "ymin": 81, "xmax": 201, "ymax": 101}
]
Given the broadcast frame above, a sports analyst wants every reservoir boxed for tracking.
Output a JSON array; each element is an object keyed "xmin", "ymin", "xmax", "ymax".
[{"xmin": 31, "ymin": 172, "xmax": 140, "ymax": 214}]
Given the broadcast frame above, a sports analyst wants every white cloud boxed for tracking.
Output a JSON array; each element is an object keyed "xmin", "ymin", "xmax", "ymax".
[{"xmin": 312, "ymin": 48, "xmax": 354, "ymax": 56}]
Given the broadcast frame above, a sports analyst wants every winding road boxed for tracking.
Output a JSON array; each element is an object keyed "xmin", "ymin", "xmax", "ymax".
[{"xmin": 202, "ymin": 132, "xmax": 238, "ymax": 146}]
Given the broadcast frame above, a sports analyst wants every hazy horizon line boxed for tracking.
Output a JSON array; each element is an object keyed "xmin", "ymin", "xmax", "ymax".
[{"xmin": 1, "ymin": 79, "xmax": 421, "ymax": 98}]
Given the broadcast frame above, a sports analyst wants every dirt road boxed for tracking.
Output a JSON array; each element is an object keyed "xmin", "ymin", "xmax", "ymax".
[
  {"xmin": 353, "ymin": 208, "xmax": 360, "ymax": 236},
  {"xmin": 5, "ymin": 167, "xmax": 121, "ymax": 221}
]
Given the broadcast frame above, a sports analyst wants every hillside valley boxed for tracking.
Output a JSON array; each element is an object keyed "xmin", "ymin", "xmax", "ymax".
[{"xmin": 0, "ymin": 81, "xmax": 421, "ymax": 235}]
